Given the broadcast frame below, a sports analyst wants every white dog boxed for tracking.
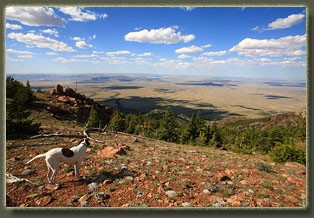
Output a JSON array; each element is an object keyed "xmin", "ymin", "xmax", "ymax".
[{"xmin": 26, "ymin": 139, "xmax": 90, "ymax": 184}]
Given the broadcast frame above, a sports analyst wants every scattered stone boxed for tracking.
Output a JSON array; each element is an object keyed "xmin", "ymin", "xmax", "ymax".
[
  {"xmin": 79, "ymin": 194, "xmax": 90, "ymax": 203},
  {"xmin": 240, "ymin": 180, "xmax": 248, "ymax": 185},
  {"xmin": 182, "ymin": 202, "xmax": 191, "ymax": 207},
  {"xmin": 296, "ymin": 170, "xmax": 306, "ymax": 175},
  {"xmin": 105, "ymin": 160, "xmax": 113, "ymax": 165},
  {"xmin": 284, "ymin": 162, "xmax": 305, "ymax": 169},
  {"xmin": 51, "ymin": 84, "xmax": 63, "ymax": 95},
  {"xmin": 286, "ymin": 195, "xmax": 299, "ymax": 204},
  {"xmin": 125, "ymin": 176, "xmax": 134, "ymax": 181},
  {"xmin": 88, "ymin": 182, "xmax": 99, "ymax": 191},
  {"xmin": 35, "ymin": 196, "xmax": 52, "ymax": 206},
  {"xmin": 71, "ymin": 195, "xmax": 80, "ymax": 201},
  {"xmin": 79, "ymin": 194, "xmax": 91, "ymax": 206},
  {"xmin": 146, "ymin": 161, "xmax": 153, "ymax": 166},
  {"xmin": 158, "ymin": 186, "xmax": 165, "ymax": 193},
  {"xmin": 166, "ymin": 190, "xmax": 177, "ymax": 198},
  {"xmin": 103, "ymin": 179, "xmax": 113, "ymax": 185},
  {"xmin": 136, "ymin": 191, "xmax": 143, "ymax": 199},
  {"xmin": 26, "ymin": 193, "xmax": 39, "ymax": 199},
  {"xmin": 97, "ymin": 146, "xmax": 126, "ymax": 158},
  {"xmin": 21, "ymin": 169, "xmax": 35, "ymax": 176},
  {"xmin": 213, "ymin": 172, "xmax": 231, "ymax": 181},
  {"xmin": 162, "ymin": 164, "xmax": 168, "ymax": 171},
  {"xmin": 45, "ymin": 184, "xmax": 61, "ymax": 191},
  {"xmin": 207, "ymin": 185, "xmax": 219, "ymax": 193},
  {"xmin": 203, "ymin": 189, "xmax": 210, "ymax": 195},
  {"xmin": 94, "ymin": 192, "xmax": 110, "ymax": 201},
  {"xmin": 178, "ymin": 158, "xmax": 187, "ymax": 163},
  {"xmin": 139, "ymin": 173, "xmax": 146, "ymax": 180},
  {"xmin": 116, "ymin": 142, "xmax": 130, "ymax": 150},
  {"xmin": 212, "ymin": 201, "xmax": 227, "ymax": 207},
  {"xmin": 80, "ymin": 200, "xmax": 89, "ymax": 207}
]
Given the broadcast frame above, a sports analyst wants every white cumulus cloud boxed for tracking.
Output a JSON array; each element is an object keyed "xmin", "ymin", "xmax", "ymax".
[
  {"xmin": 58, "ymin": 7, "xmax": 108, "ymax": 22},
  {"xmin": 6, "ymin": 7, "xmax": 65, "ymax": 27},
  {"xmin": 40, "ymin": 28, "xmax": 59, "ymax": 37},
  {"xmin": 178, "ymin": 54, "xmax": 192, "ymax": 59},
  {"xmin": 267, "ymin": 13, "xmax": 305, "ymax": 30},
  {"xmin": 229, "ymin": 34, "xmax": 306, "ymax": 57},
  {"xmin": 201, "ymin": 44, "xmax": 212, "ymax": 48},
  {"xmin": 6, "ymin": 48, "xmax": 34, "ymax": 55},
  {"xmin": 6, "ymin": 23, "xmax": 23, "ymax": 30},
  {"xmin": 71, "ymin": 36, "xmax": 84, "ymax": 41},
  {"xmin": 138, "ymin": 52, "xmax": 153, "ymax": 57},
  {"xmin": 52, "ymin": 57, "xmax": 100, "ymax": 64},
  {"xmin": 106, "ymin": 50, "xmax": 132, "ymax": 56},
  {"xmin": 125, "ymin": 27, "xmax": 195, "ymax": 44},
  {"xmin": 252, "ymin": 13, "xmax": 305, "ymax": 32},
  {"xmin": 7, "ymin": 32, "xmax": 75, "ymax": 52},
  {"xmin": 175, "ymin": 45, "xmax": 203, "ymax": 54},
  {"xmin": 202, "ymin": 51, "xmax": 227, "ymax": 56},
  {"xmin": 75, "ymin": 40, "xmax": 93, "ymax": 49},
  {"xmin": 46, "ymin": 52, "xmax": 57, "ymax": 55}
]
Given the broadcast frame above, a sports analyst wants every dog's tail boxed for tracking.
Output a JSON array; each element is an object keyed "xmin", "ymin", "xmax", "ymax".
[{"xmin": 25, "ymin": 153, "xmax": 46, "ymax": 164}]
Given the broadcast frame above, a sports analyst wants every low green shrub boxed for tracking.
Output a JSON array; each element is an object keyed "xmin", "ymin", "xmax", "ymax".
[{"xmin": 269, "ymin": 143, "xmax": 306, "ymax": 165}]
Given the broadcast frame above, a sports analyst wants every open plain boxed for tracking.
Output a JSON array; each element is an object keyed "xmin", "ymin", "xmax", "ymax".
[{"xmin": 16, "ymin": 74, "xmax": 306, "ymax": 120}]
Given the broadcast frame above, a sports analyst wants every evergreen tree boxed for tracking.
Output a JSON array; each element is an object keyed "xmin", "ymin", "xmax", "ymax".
[
  {"xmin": 125, "ymin": 114, "xmax": 137, "ymax": 134},
  {"xmin": 7, "ymin": 88, "xmax": 31, "ymax": 123},
  {"xmin": 108, "ymin": 109, "xmax": 126, "ymax": 132},
  {"xmin": 208, "ymin": 121, "xmax": 222, "ymax": 147},
  {"xmin": 87, "ymin": 105, "xmax": 102, "ymax": 128},
  {"xmin": 156, "ymin": 107, "xmax": 179, "ymax": 143},
  {"xmin": 6, "ymin": 77, "xmax": 40, "ymax": 138},
  {"xmin": 195, "ymin": 111, "xmax": 205, "ymax": 135},
  {"xmin": 181, "ymin": 114, "xmax": 197, "ymax": 144}
]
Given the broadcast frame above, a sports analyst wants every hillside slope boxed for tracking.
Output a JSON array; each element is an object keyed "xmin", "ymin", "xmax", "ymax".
[
  {"xmin": 6, "ymin": 125, "xmax": 306, "ymax": 207},
  {"xmin": 5, "ymin": 86, "xmax": 307, "ymax": 208}
]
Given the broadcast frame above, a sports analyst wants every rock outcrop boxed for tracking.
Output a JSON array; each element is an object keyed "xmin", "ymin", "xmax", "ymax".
[{"xmin": 47, "ymin": 84, "xmax": 112, "ymax": 123}]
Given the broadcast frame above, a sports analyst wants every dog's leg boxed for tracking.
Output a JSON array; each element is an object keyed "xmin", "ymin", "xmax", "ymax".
[
  {"xmin": 50, "ymin": 164, "xmax": 60, "ymax": 185},
  {"xmin": 74, "ymin": 163, "xmax": 82, "ymax": 180},
  {"xmin": 47, "ymin": 166, "xmax": 53, "ymax": 183}
]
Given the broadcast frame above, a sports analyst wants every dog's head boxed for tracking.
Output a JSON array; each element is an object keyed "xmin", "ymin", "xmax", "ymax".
[{"xmin": 79, "ymin": 138, "xmax": 90, "ymax": 147}]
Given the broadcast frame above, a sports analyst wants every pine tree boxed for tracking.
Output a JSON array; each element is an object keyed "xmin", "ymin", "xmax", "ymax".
[
  {"xmin": 195, "ymin": 111, "xmax": 205, "ymax": 134},
  {"xmin": 181, "ymin": 114, "xmax": 197, "ymax": 144},
  {"xmin": 6, "ymin": 77, "xmax": 40, "ymax": 138},
  {"xmin": 156, "ymin": 107, "xmax": 179, "ymax": 143},
  {"xmin": 208, "ymin": 121, "xmax": 222, "ymax": 147},
  {"xmin": 7, "ymin": 88, "xmax": 31, "ymax": 123},
  {"xmin": 87, "ymin": 105, "xmax": 102, "ymax": 128},
  {"xmin": 108, "ymin": 109, "xmax": 125, "ymax": 132}
]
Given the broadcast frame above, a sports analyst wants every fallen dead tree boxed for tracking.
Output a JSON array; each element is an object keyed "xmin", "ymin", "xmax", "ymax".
[
  {"xmin": 30, "ymin": 133, "xmax": 84, "ymax": 139},
  {"xmin": 7, "ymin": 142, "xmax": 59, "ymax": 149},
  {"xmin": 83, "ymin": 124, "xmax": 107, "ymax": 143}
]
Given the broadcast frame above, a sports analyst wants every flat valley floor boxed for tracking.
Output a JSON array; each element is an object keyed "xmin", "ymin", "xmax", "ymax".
[{"xmin": 22, "ymin": 74, "xmax": 306, "ymax": 120}]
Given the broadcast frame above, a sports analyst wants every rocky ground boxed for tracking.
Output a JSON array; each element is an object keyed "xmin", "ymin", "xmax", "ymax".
[{"xmin": 6, "ymin": 125, "xmax": 307, "ymax": 208}]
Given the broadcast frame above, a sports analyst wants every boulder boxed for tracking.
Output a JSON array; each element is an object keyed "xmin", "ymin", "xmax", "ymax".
[
  {"xmin": 57, "ymin": 96, "xmax": 71, "ymax": 103},
  {"xmin": 51, "ymin": 84, "xmax": 64, "ymax": 95},
  {"xmin": 63, "ymin": 86, "xmax": 77, "ymax": 98},
  {"xmin": 97, "ymin": 146, "xmax": 127, "ymax": 158}
]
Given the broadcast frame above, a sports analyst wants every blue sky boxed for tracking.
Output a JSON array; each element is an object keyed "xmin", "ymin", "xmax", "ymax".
[{"xmin": 5, "ymin": 7, "xmax": 306, "ymax": 80}]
